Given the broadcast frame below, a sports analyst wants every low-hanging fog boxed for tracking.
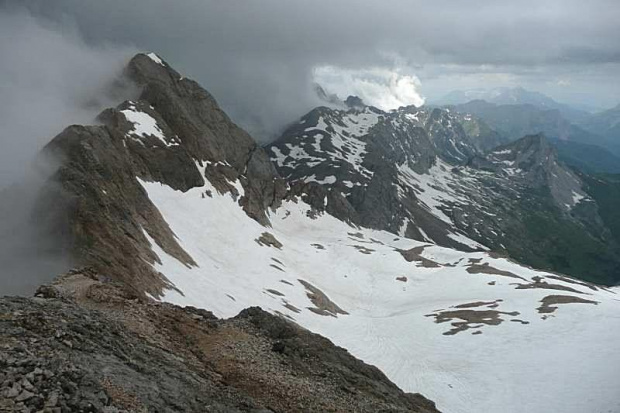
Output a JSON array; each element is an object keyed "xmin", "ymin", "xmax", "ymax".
[{"xmin": 0, "ymin": 8, "xmax": 135, "ymax": 295}]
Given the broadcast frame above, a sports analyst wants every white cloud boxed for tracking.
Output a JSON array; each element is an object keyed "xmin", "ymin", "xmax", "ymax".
[
  {"xmin": 0, "ymin": 8, "xmax": 136, "ymax": 295},
  {"xmin": 313, "ymin": 66, "xmax": 425, "ymax": 110}
]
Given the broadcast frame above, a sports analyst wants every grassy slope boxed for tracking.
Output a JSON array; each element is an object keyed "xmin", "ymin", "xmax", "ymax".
[
  {"xmin": 503, "ymin": 187, "xmax": 620, "ymax": 286},
  {"xmin": 582, "ymin": 173, "xmax": 620, "ymax": 245}
]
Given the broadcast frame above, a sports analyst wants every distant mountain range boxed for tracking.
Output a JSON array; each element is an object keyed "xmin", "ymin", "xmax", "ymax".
[
  {"xmin": 431, "ymin": 88, "xmax": 620, "ymax": 166},
  {"xmin": 550, "ymin": 138, "xmax": 620, "ymax": 174},
  {"xmin": 578, "ymin": 103, "xmax": 620, "ymax": 149},
  {"xmin": 448, "ymin": 99, "xmax": 592, "ymax": 142},
  {"xmin": 436, "ymin": 87, "xmax": 591, "ymax": 121}
]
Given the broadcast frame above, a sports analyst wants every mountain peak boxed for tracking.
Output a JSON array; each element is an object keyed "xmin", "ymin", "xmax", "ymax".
[
  {"xmin": 512, "ymin": 132, "xmax": 549, "ymax": 149},
  {"xmin": 344, "ymin": 95, "xmax": 366, "ymax": 109},
  {"xmin": 487, "ymin": 133, "xmax": 554, "ymax": 167},
  {"xmin": 124, "ymin": 53, "xmax": 201, "ymax": 95},
  {"xmin": 42, "ymin": 51, "xmax": 287, "ymax": 296}
]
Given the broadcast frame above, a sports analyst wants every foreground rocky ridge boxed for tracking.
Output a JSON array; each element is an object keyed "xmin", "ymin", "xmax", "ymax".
[{"xmin": 0, "ymin": 269, "xmax": 438, "ymax": 413}]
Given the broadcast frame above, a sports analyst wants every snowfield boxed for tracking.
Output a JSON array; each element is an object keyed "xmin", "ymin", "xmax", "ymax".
[{"xmin": 139, "ymin": 174, "xmax": 620, "ymax": 413}]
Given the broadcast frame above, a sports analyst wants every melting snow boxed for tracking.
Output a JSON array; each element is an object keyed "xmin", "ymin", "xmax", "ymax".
[
  {"xmin": 446, "ymin": 231, "xmax": 486, "ymax": 250},
  {"xmin": 405, "ymin": 112, "xmax": 421, "ymax": 123},
  {"xmin": 137, "ymin": 176, "xmax": 620, "ymax": 413},
  {"xmin": 312, "ymin": 134, "xmax": 324, "ymax": 152},
  {"xmin": 398, "ymin": 219, "xmax": 409, "ymax": 237},
  {"xmin": 304, "ymin": 175, "xmax": 337, "ymax": 185},
  {"xmin": 146, "ymin": 52, "xmax": 165, "ymax": 66},
  {"xmin": 284, "ymin": 111, "xmax": 378, "ymax": 180},
  {"xmin": 121, "ymin": 104, "xmax": 178, "ymax": 147},
  {"xmin": 571, "ymin": 191, "xmax": 585, "ymax": 205},
  {"xmin": 397, "ymin": 160, "xmax": 468, "ymax": 225}
]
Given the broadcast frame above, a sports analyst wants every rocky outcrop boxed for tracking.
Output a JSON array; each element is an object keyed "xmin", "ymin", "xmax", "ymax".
[
  {"xmin": 123, "ymin": 54, "xmax": 288, "ymax": 223},
  {"xmin": 0, "ymin": 269, "xmax": 440, "ymax": 413},
  {"xmin": 41, "ymin": 53, "xmax": 287, "ymax": 298}
]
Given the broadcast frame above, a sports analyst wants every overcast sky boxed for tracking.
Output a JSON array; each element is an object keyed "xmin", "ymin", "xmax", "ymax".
[{"xmin": 2, "ymin": 0, "xmax": 619, "ymax": 143}]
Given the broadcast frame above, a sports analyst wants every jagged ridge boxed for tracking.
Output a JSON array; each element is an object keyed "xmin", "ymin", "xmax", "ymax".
[{"xmin": 42, "ymin": 53, "xmax": 287, "ymax": 298}]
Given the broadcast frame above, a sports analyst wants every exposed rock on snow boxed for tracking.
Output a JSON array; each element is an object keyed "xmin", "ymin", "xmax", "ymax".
[{"xmin": 255, "ymin": 232, "xmax": 283, "ymax": 249}]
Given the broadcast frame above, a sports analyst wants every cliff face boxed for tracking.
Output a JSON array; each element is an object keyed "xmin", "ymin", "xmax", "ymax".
[{"xmin": 42, "ymin": 53, "xmax": 286, "ymax": 297}]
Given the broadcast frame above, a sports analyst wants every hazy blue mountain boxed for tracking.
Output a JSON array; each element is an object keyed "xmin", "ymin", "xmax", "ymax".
[
  {"xmin": 451, "ymin": 100, "xmax": 605, "ymax": 148},
  {"xmin": 550, "ymin": 139, "xmax": 620, "ymax": 174},
  {"xmin": 437, "ymin": 87, "xmax": 590, "ymax": 122},
  {"xmin": 578, "ymin": 104, "xmax": 620, "ymax": 151}
]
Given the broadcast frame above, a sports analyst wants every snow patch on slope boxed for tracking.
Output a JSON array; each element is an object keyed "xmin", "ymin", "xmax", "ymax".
[
  {"xmin": 138, "ymin": 176, "xmax": 620, "ymax": 413},
  {"xmin": 273, "ymin": 108, "xmax": 380, "ymax": 183},
  {"xmin": 121, "ymin": 103, "xmax": 179, "ymax": 147},
  {"xmin": 397, "ymin": 160, "xmax": 467, "ymax": 225},
  {"xmin": 304, "ymin": 175, "xmax": 337, "ymax": 185},
  {"xmin": 146, "ymin": 52, "xmax": 165, "ymax": 66}
]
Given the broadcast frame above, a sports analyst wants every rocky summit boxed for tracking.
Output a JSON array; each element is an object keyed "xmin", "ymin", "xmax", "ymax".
[{"xmin": 2, "ymin": 53, "xmax": 620, "ymax": 413}]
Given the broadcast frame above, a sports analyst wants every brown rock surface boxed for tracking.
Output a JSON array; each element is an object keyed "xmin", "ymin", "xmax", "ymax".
[{"xmin": 0, "ymin": 269, "xmax": 440, "ymax": 413}]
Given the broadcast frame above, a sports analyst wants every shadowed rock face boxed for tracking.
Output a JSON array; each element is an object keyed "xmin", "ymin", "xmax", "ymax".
[
  {"xmin": 468, "ymin": 133, "xmax": 589, "ymax": 210},
  {"xmin": 122, "ymin": 54, "xmax": 288, "ymax": 223},
  {"xmin": 41, "ymin": 53, "xmax": 287, "ymax": 297},
  {"xmin": 0, "ymin": 269, "xmax": 440, "ymax": 413}
]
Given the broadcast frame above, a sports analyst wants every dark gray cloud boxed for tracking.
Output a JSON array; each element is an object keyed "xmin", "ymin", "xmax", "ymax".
[{"xmin": 5, "ymin": 0, "xmax": 619, "ymax": 141}]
